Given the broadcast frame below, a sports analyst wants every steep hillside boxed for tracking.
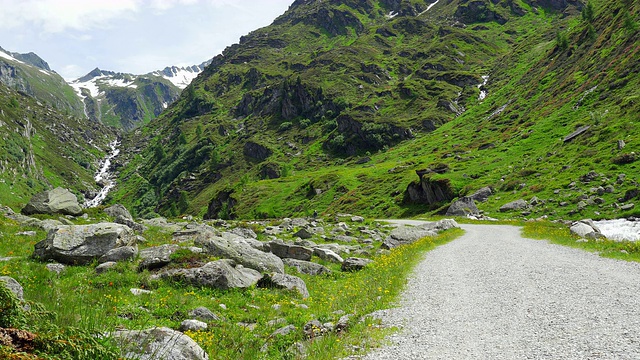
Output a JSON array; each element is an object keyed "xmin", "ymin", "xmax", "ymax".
[
  {"xmin": 0, "ymin": 83, "xmax": 117, "ymax": 209},
  {"xmin": 112, "ymin": 0, "xmax": 639, "ymax": 220},
  {"xmin": 0, "ymin": 47, "xmax": 85, "ymax": 118}
]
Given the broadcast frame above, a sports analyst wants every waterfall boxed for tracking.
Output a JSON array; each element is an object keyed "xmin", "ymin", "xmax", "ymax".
[{"xmin": 84, "ymin": 140, "xmax": 120, "ymax": 208}]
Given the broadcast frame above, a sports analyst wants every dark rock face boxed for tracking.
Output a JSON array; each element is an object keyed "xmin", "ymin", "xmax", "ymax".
[
  {"xmin": 243, "ymin": 142, "xmax": 272, "ymax": 161},
  {"xmin": 259, "ymin": 162, "xmax": 281, "ymax": 179},
  {"xmin": 406, "ymin": 171, "xmax": 455, "ymax": 205},
  {"xmin": 204, "ymin": 191, "xmax": 236, "ymax": 220},
  {"xmin": 325, "ymin": 114, "xmax": 413, "ymax": 155},
  {"xmin": 455, "ymin": 1, "xmax": 508, "ymax": 25}
]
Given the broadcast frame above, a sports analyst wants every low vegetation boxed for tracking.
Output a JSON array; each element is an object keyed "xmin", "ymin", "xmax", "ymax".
[{"xmin": 0, "ymin": 213, "xmax": 462, "ymax": 359}]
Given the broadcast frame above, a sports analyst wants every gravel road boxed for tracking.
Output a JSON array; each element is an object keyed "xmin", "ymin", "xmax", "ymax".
[{"xmin": 359, "ymin": 223, "xmax": 640, "ymax": 359}]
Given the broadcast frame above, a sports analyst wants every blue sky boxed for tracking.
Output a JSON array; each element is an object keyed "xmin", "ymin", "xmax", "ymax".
[{"xmin": 0, "ymin": 0, "xmax": 293, "ymax": 79}]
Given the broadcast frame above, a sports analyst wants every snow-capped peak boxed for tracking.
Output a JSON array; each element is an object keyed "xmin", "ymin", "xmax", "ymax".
[
  {"xmin": 0, "ymin": 48, "xmax": 25, "ymax": 64},
  {"xmin": 149, "ymin": 64, "xmax": 206, "ymax": 89}
]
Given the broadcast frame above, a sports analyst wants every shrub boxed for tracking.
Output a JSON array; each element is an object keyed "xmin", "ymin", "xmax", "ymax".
[
  {"xmin": 279, "ymin": 122, "xmax": 293, "ymax": 132},
  {"xmin": 0, "ymin": 283, "xmax": 26, "ymax": 328},
  {"xmin": 612, "ymin": 152, "xmax": 637, "ymax": 165}
]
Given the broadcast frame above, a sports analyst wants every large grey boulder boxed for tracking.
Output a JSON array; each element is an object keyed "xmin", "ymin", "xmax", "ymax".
[
  {"xmin": 33, "ymin": 223, "xmax": 137, "ymax": 265},
  {"xmin": 269, "ymin": 241, "xmax": 313, "ymax": 261},
  {"xmin": 156, "ymin": 259, "xmax": 262, "ymax": 290},
  {"xmin": 258, "ymin": 273, "xmax": 309, "ymax": 298},
  {"xmin": 382, "ymin": 219, "xmax": 459, "ymax": 249},
  {"xmin": 22, "ymin": 187, "xmax": 82, "ymax": 216},
  {"xmin": 283, "ymin": 258, "xmax": 331, "ymax": 276},
  {"xmin": 195, "ymin": 232, "xmax": 284, "ymax": 273},
  {"xmin": 104, "ymin": 204, "xmax": 133, "ymax": 221},
  {"xmin": 446, "ymin": 197, "xmax": 479, "ymax": 216},
  {"xmin": 570, "ymin": 220, "xmax": 604, "ymax": 239},
  {"xmin": 113, "ymin": 327, "xmax": 209, "ymax": 360},
  {"xmin": 499, "ymin": 199, "xmax": 529, "ymax": 212}
]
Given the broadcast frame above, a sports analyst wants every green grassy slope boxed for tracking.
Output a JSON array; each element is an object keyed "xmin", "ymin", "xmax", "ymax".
[
  {"xmin": 112, "ymin": 0, "xmax": 639, "ymax": 220},
  {"xmin": 0, "ymin": 84, "xmax": 118, "ymax": 209}
]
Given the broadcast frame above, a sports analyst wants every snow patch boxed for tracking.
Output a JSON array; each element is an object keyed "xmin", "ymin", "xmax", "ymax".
[
  {"xmin": 70, "ymin": 77, "xmax": 104, "ymax": 98},
  {"xmin": 594, "ymin": 219, "xmax": 640, "ymax": 242},
  {"xmin": 152, "ymin": 67, "xmax": 201, "ymax": 89},
  {"xmin": 386, "ymin": 11, "xmax": 398, "ymax": 19},
  {"xmin": 0, "ymin": 50, "xmax": 24, "ymax": 64},
  {"xmin": 104, "ymin": 78, "xmax": 138, "ymax": 89},
  {"xmin": 418, "ymin": 0, "xmax": 441, "ymax": 16}
]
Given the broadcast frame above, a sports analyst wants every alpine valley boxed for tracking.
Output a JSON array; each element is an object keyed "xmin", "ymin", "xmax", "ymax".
[{"xmin": 0, "ymin": 1, "xmax": 639, "ymax": 359}]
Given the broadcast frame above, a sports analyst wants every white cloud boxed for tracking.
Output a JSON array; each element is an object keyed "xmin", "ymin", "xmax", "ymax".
[{"xmin": 0, "ymin": 0, "xmax": 140, "ymax": 32}]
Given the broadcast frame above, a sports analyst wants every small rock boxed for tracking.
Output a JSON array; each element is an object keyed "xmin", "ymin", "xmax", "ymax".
[
  {"xmin": 271, "ymin": 325, "xmax": 296, "ymax": 337},
  {"xmin": 258, "ymin": 273, "xmax": 309, "ymax": 298},
  {"xmin": 180, "ymin": 319, "xmax": 208, "ymax": 332},
  {"xmin": 351, "ymin": 216, "xmax": 365, "ymax": 223},
  {"xmin": 130, "ymin": 288, "xmax": 153, "ymax": 296},
  {"xmin": 0, "ymin": 276, "xmax": 23, "ymax": 300},
  {"xmin": 189, "ymin": 307, "xmax": 220, "ymax": 322},
  {"xmin": 219, "ymin": 304, "xmax": 227, "ymax": 310},
  {"xmin": 313, "ymin": 248, "xmax": 344, "ymax": 263},
  {"xmin": 621, "ymin": 203, "xmax": 635, "ymax": 211},
  {"xmin": 15, "ymin": 231, "xmax": 37, "ymax": 236},
  {"xmin": 95, "ymin": 261, "xmax": 117, "ymax": 274},
  {"xmin": 341, "ymin": 257, "xmax": 373, "ymax": 272},
  {"xmin": 46, "ymin": 263, "xmax": 66, "ymax": 274}
]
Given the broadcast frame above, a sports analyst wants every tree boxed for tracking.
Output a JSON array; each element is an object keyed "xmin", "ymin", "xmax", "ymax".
[
  {"xmin": 195, "ymin": 124, "xmax": 203, "ymax": 139},
  {"xmin": 556, "ymin": 31, "xmax": 569, "ymax": 50},
  {"xmin": 154, "ymin": 143, "xmax": 166, "ymax": 162},
  {"xmin": 581, "ymin": 2, "xmax": 594, "ymax": 23}
]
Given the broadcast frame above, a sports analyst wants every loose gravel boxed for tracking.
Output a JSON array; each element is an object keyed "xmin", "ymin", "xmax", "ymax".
[{"xmin": 359, "ymin": 223, "xmax": 640, "ymax": 359}]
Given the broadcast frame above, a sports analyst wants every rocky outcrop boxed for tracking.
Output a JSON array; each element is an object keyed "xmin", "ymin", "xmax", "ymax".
[
  {"xmin": 33, "ymin": 223, "xmax": 137, "ymax": 265},
  {"xmin": 104, "ymin": 204, "xmax": 133, "ymax": 221},
  {"xmin": 156, "ymin": 259, "xmax": 262, "ymax": 290},
  {"xmin": 113, "ymin": 327, "xmax": 209, "ymax": 360},
  {"xmin": 470, "ymin": 187, "xmax": 492, "ymax": 203},
  {"xmin": 22, "ymin": 187, "xmax": 82, "ymax": 216},
  {"xmin": 243, "ymin": 141, "xmax": 272, "ymax": 161},
  {"xmin": 406, "ymin": 171, "xmax": 455, "ymax": 205},
  {"xmin": 195, "ymin": 232, "xmax": 284, "ymax": 273}
]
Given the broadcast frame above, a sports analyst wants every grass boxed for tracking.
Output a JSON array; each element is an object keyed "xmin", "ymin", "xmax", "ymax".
[
  {"xmin": 0, "ymin": 213, "xmax": 463, "ymax": 359},
  {"xmin": 523, "ymin": 220, "xmax": 640, "ymax": 262}
]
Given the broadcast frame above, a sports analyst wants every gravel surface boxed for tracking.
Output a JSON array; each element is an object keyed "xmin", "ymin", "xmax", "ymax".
[{"xmin": 359, "ymin": 223, "xmax": 640, "ymax": 359}]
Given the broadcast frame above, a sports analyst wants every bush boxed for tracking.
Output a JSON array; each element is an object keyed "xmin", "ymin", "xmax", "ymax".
[
  {"xmin": 279, "ymin": 122, "xmax": 293, "ymax": 132},
  {"xmin": 0, "ymin": 283, "xmax": 26, "ymax": 328},
  {"xmin": 612, "ymin": 152, "xmax": 637, "ymax": 165}
]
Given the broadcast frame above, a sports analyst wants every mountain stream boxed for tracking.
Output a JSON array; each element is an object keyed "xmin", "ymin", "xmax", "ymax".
[{"xmin": 84, "ymin": 140, "xmax": 120, "ymax": 208}]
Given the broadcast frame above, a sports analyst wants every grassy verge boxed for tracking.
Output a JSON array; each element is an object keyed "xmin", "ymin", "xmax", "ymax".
[
  {"xmin": 522, "ymin": 221, "xmax": 640, "ymax": 262},
  {"xmin": 0, "ymin": 214, "xmax": 463, "ymax": 359}
]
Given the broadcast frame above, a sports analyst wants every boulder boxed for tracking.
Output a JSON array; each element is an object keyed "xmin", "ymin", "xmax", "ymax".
[
  {"xmin": 138, "ymin": 244, "xmax": 180, "ymax": 271},
  {"xmin": 22, "ymin": 187, "xmax": 82, "ymax": 216},
  {"xmin": 45, "ymin": 263, "xmax": 66, "ymax": 275},
  {"xmin": 258, "ymin": 273, "xmax": 309, "ymax": 298},
  {"xmin": 113, "ymin": 327, "xmax": 209, "ymax": 360},
  {"xmin": 33, "ymin": 223, "xmax": 137, "ymax": 265},
  {"xmin": 189, "ymin": 307, "xmax": 221, "ymax": 322},
  {"xmin": 98, "ymin": 245, "xmax": 138, "ymax": 264},
  {"xmin": 269, "ymin": 241, "xmax": 313, "ymax": 261},
  {"xmin": 115, "ymin": 215, "xmax": 146, "ymax": 233},
  {"xmin": 156, "ymin": 259, "xmax": 262, "ymax": 290},
  {"xmin": 229, "ymin": 227, "xmax": 257, "ymax": 239},
  {"xmin": 104, "ymin": 204, "xmax": 133, "ymax": 221},
  {"xmin": 499, "ymin": 199, "xmax": 529, "ymax": 212},
  {"xmin": 570, "ymin": 220, "xmax": 604, "ymax": 239},
  {"xmin": 445, "ymin": 197, "xmax": 479, "ymax": 216},
  {"xmin": 180, "ymin": 319, "xmax": 208, "ymax": 332},
  {"xmin": 470, "ymin": 187, "xmax": 492, "ymax": 203},
  {"xmin": 271, "ymin": 325, "xmax": 296, "ymax": 337},
  {"xmin": 195, "ymin": 233, "xmax": 284, "ymax": 273},
  {"xmin": 0, "ymin": 277, "xmax": 23, "ymax": 301},
  {"xmin": 382, "ymin": 227, "xmax": 436, "ymax": 249},
  {"xmin": 282, "ymin": 258, "xmax": 331, "ymax": 276},
  {"xmin": 293, "ymin": 228, "xmax": 314, "ymax": 239},
  {"xmin": 95, "ymin": 261, "xmax": 117, "ymax": 274},
  {"xmin": 313, "ymin": 248, "xmax": 344, "ymax": 263},
  {"xmin": 341, "ymin": 257, "xmax": 373, "ymax": 272}
]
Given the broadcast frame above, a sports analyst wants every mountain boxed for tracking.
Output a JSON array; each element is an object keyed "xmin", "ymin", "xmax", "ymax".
[
  {"xmin": 69, "ymin": 68, "xmax": 182, "ymax": 131},
  {"xmin": 0, "ymin": 82, "xmax": 117, "ymax": 209},
  {"xmin": 149, "ymin": 60, "xmax": 212, "ymax": 89},
  {"xmin": 110, "ymin": 0, "xmax": 639, "ymax": 221},
  {"xmin": 0, "ymin": 47, "xmax": 85, "ymax": 118}
]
